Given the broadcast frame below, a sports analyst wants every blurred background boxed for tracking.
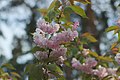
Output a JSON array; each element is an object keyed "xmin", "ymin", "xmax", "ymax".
[{"xmin": 0, "ymin": 0, "xmax": 120, "ymax": 80}]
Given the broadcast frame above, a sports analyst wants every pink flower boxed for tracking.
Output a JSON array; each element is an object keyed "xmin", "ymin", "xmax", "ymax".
[
  {"xmin": 92, "ymin": 66, "xmax": 108, "ymax": 79},
  {"xmin": 85, "ymin": 58, "xmax": 97, "ymax": 68},
  {"xmin": 33, "ymin": 28, "xmax": 48, "ymax": 47},
  {"xmin": 37, "ymin": 19, "xmax": 60, "ymax": 34},
  {"xmin": 71, "ymin": 58, "xmax": 81, "ymax": 69},
  {"xmin": 47, "ymin": 40, "xmax": 60, "ymax": 49},
  {"xmin": 82, "ymin": 49, "xmax": 89, "ymax": 56},
  {"xmin": 73, "ymin": 21, "xmax": 79, "ymax": 30},
  {"xmin": 51, "ymin": 28, "xmax": 78, "ymax": 44},
  {"xmin": 79, "ymin": 63, "xmax": 93, "ymax": 74},
  {"xmin": 115, "ymin": 53, "xmax": 120, "ymax": 64},
  {"xmin": 34, "ymin": 19, "xmax": 78, "ymax": 49},
  {"xmin": 50, "ymin": 47, "xmax": 67, "ymax": 58},
  {"xmin": 107, "ymin": 68, "xmax": 117, "ymax": 76},
  {"xmin": 71, "ymin": 58, "xmax": 97, "ymax": 74},
  {"xmin": 34, "ymin": 51, "xmax": 48, "ymax": 60}
]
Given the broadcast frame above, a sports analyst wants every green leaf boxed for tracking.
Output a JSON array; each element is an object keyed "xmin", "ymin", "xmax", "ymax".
[
  {"xmin": 69, "ymin": 5, "xmax": 87, "ymax": 18},
  {"xmin": 118, "ymin": 32, "xmax": 120, "ymax": 42},
  {"xmin": 63, "ymin": 7, "xmax": 73, "ymax": 21},
  {"xmin": 58, "ymin": 76, "xmax": 66, "ymax": 80},
  {"xmin": 47, "ymin": 64, "xmax": 63, "ymax": 77},
  {"xmin": 43, "ymin": 57, "xmax": 58, "ymax": 63},
  {"xmin": 48, "ymin": 0, "xmax": 57, "ymax": 11},
  {"xmin": 37, "ymin": 8, "xmax": 48, "ymax": 16},
  {"xmin": 105, "ymin": 26, "xmax": 119, "ymax": 32},
  {"xmin": 54, "ymin": 0, "xmax": 61, "ymax": 10},
  {"xmin": 0, "ymin": 68, "xmax": 4, "ymax": 73},
  {"xmin": 110, "ymin": 42, "xmax": 117, "ymax": 49},
  {"xmin": 74, "ymin": 0, "xmax": 90, "ymax": 4},
  {"xmin": 89, "ymin": 50, "xmax": 99, "ymax": 58},
  {"xmin": 24, "ymin": 64, "xmax": 33, "ymax": 73},
  {"xmin": 11, "ymin": 72, "xmax": 21, "ymax": 78},
  {"xmin": 1, "ymin": 63, "xmax": 16, "ymax": 70},
  {"xmin": 31, "ymin": 46, "xmax": 45, "ymax": 53},
  {"xmin": 86, "ymin": 35, "xmax": 97, "ymax": 42},
  {"xmin": 98, "ymin": 56, "xmax": 113, "ymax": 62},
  {"xmin": 47, "ymin": 10, "xmax": 56, "ymax": 22},
  {"xmin": 81, "ymin": 32, "xmax": 97, "ymax": 42},
  {"xmin": 27, "ymin": 64, "xmax": 44, "ymax": 80},
  {"xmin": 64, "ymin": 60, "xmax": 71, "ymax": 67},
  {"xmin": 113, "ymin": 29, "xmax": 119, "ymax": 35},
  {"xmin": 71, "ymin": 47, "xmax": 78, "ymax": 55}
]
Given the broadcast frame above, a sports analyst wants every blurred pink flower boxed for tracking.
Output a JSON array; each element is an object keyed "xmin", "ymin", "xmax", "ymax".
[
  {"xmin": 115, "ymin": 53, "xmax": 120, "ymax": 64},
  {"xmin": 34, "ymin": 51, "xmax": 48, "ymax": 60},
  {"xmin": 71, "ymin": 58, "xmax": 81, "ymax": 69},
  {"xmin": 37, "ymin": 19, "xmax": 60, "ymax": 34},
  {"xmin": 50, "ymin": 47, "xmax": 67, "ymax": 58},
  {"xmin": 85, "ymin": 58, "xmax": 97, "ymax": 68},
  {"xmin": 92, "ymin": 66, "xmax": 108, "ymax": 79},
  {"xmin": 107, "ymin": 68, "xmax": 117, "ymax": 76},
  {"xmin": 82, "ymin": 49, "xmax": 89, "ymax": 56},
  {"xmin": 73, "ymin": 21, "xmax": 79, "ymax": 30}
]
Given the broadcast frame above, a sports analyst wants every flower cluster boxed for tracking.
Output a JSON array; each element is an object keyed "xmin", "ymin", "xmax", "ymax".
[
  {"xmin": 71, "ymin": 58, "xmax": 118, "ymax": 79},
  {"xmin": 33, "ymin": 19, "xmax": 78, "ymax": 49},
  {"xmin": 37, "ymin": 19, "xmax": 60, "ymax": 34},
  {"xmin": 72, "ymin": 58, "xmax": 97, "ymax": 74},
  {"xmin": 33, "ymin": 19, "xmax": 78, "ymax": 64}
]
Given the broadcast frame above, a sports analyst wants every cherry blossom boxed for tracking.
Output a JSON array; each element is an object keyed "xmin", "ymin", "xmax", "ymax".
[
  {"xmin": 115, "ymin": 53, "xmax": 120, "ymax": 64},
  {"xmin": 37, "ymin": 19, "xmax": 60, "ymax": 34},
  {"xmin": 92, "ymin": 66, "xmax": 108, "ymax": 79}
]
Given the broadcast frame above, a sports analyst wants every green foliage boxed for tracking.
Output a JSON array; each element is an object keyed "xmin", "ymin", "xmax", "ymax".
[
  {"xmin": 74, "ymin": 0, "xmax": 90, "ymax": 4},
  {"xmin": 63, "ymin": 6, "xmax": 73, "ymax": 21},
  {"xmin": 31, "ymin": 46, "xmax": 45, "ymax": 53},
  {"xmin": 81, "ymin": 32, "xmax": 97, "ymax": 42},
  {"xmin": 25, "ymin": 64, "xmax": 44, "ymax": 80},
  {"xmin": 46, "ymin": 64, "xmax": 63, "ymax": 78},
  {"xmin": 0, "ymin": 63, "xmax": 20, "ymax": 80},
  {"xmin": 69, "ymin": 5, "xmax": 88, "ymax": 18},
  {"xmin": 105, "ymin": 26, "xmax": 119, "ymax": 32},
  {"xmin": 69, "ymin": 0, "xmax": 90, "ymax": 5},
  {"xmin": 1, "ymin": 63, "xmax": 16, "ymax": 70},
  {"xmin": 48, "ymin": 0, "xmax": 58, "ymax": 11}
]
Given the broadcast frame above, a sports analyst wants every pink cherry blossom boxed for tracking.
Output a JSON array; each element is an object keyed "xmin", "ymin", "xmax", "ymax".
[
  {"xmin": 115, "ymin": 53, "xmax": 120, "ymax": 64},
  {"xmin": 71, "ymin": 58, "xmax": 81, "ymax": 69},
  {"xmin": 51, "ymin": 28, "xmax": 78, "ymax": 44},
  {"xmin": 34, "ymin": 19, "xmax": 78, "ymax": 49},
  {"xmin": 34, "ymin": 51, "xmax": 48, "ymax": 60},
  {"xmin": 92, "ymin": 66, "xmax": 108, "ymax": 79},
  {"xmin": 79, "ymin": 63, "xmax": 93, "ymax": 74},
  {"xmin": 73, "ymin": 21, "xmax": 79, "ymax": 30},
  {"xmin": 107, "ymin": 68, "xmax": 117, "ymax": 76},
  {"xmin": 82, "ymin": 49, "xmax": 89, "ymax": 56},
  {"xmin": 37, "ymin": 19, "xmax": 60, "ymax": 34},
  {"xmin": 50, "ymin": 47, "xmax": 67, "ymax": 58},
  {"xmin": 85, "ymin": 58, "xmax": 97, "ymax": 68},
  {"xmin": 33, "ymin": 28, "xmax": 48, "ymax": 47}
]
